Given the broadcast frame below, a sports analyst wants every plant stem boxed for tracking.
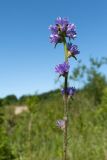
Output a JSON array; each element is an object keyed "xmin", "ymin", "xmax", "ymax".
[
  {"xmin": 64, "ymin": 40, "xmax": 68, "ymax": 62},
  {"xmin": 63, "ymin": 40, "xmax": 68, "ymax": 160}
]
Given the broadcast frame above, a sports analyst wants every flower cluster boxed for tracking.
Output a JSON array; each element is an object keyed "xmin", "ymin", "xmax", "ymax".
[
  {"xmin": 49, "ymin": 17, "xmax": 77, "ymax": 45},
  {"xmin": 61, "ymin": 87, "xmax": 76, "ymax": 96},
  {"xmin": 67, "ymin": 43, "xmax": 80, "ymax": 59},
  {"xmin": 55, "ymin": 62, "xmax": 70, "ymax": 77}
]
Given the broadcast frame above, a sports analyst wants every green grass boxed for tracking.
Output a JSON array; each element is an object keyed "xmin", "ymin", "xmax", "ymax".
[{"xmin": 1, "ymin": 89, "xmax": 107, "ymax": 160}]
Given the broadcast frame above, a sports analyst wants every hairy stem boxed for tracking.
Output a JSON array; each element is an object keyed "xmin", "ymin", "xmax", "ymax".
[{"xmin": 63, "ymin": 40, "xmax": 68, "ymax": 160}]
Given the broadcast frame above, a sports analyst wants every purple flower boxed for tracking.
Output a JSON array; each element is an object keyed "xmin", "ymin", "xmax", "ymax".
[
  {"xmin": 55, "ymin": 17, "xmax": 69, "ymax": 26},
  {"xmin": 67, "ymin": 43, "xmax": 80, "ymax": 59},
  {"xmin": 49, "ymin": 25, "xmax": 58, "ymax": 34},
  {"xmin": 55, "ymin": 62, "xmax": 70, "ymax": 76},
  {"xmin": 50, "ymin": 34, "xmax": 61, "ymax": 44},
  {"xmin": 66, "ymin": 24, "xmax": 77, "ymax": 39},
  {"xmin": 56, "ymin": 120, "xmax": 65, "ymax": 129},
  {"xmin": 61, "ymin": 87, "xmax": 76, "ymax": 96},
  {"xmin": 49, "ymin": 17, "xmax": 77, "ymax": 45}
]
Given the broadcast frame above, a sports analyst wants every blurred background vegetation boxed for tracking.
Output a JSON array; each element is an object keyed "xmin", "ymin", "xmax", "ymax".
[{"xmin": 0, "ymin": 57, "xmax": 107, "ymax": 160}]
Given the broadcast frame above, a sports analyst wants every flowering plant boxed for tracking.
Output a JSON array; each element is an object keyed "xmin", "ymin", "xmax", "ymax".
[{"xmin": 49, "ymin": 17, "xmax": 80, "ymax": 160}]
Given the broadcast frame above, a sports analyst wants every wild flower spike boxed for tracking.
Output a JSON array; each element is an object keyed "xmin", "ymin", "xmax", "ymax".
[
  {"xmin": 49, "ymin": 17, "xmax": 77, "ymax": 46},
  {"xmin": 55, "ymin": 62, "xmax": 70, "ymax": 77},
  {"xmin": 67, "ymin": 43, "xmax": 80, "ymax": 59},
  {"xmin": 61, "ymin": 87, "xmax": 76, "ymax": 96}
]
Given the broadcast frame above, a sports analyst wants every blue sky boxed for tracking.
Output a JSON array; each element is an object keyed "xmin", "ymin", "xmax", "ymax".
[{"xmin": 0, "ymin": 0, "xmax": 107, "ymax": 98}]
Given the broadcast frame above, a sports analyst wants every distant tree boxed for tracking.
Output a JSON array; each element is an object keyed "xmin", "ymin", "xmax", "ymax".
[
  {"xmin": 0, "ymin": 98, "xmax": 3, "ymax": 107},
  {"xmin": 19, "ymin": 95, "xmax": 29, "ymax": 105},
  {"xmin": 84, "ymin": 70, "xmax": 106, "ymax": 105},
  {"xmin": 38, "ymin": 89, "xmax": 60, "ymax": 100},
  {"xmin": 70, "ymin": 57, "xmax": 107, "ymax": 105},
  {"xmin": 2, "ymin": 95, "xmax": 18, "ymax": 106}
]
